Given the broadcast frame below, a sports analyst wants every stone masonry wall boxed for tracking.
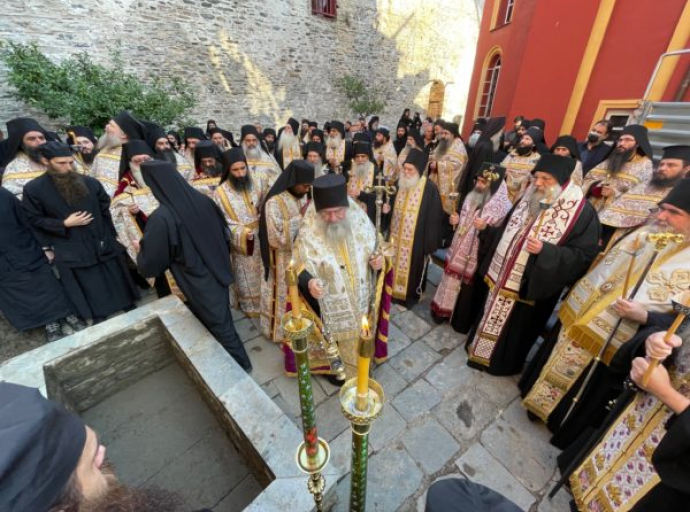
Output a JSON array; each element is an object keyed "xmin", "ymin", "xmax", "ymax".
[{"xmin": 1, "ymin": 0, "xmax": 481, "ymax": 134}]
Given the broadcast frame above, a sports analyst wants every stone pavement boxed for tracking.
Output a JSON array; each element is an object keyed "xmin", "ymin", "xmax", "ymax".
[{"xmin": 241, "ymin": 263, "xmax": 573, "ymax": 512}]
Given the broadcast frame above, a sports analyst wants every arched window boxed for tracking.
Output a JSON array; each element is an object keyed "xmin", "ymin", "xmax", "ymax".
[{"xmin": 478, "ymin": 53, "xmax": 501, "ymax": 118}]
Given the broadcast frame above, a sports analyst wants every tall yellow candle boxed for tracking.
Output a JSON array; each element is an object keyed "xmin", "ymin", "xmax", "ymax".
[
  {"xmin": 356, "ymin": 316, "xmax": 372, "ymax": 411},
  {"xmin": 286, "ymin": 259, "xmax": 302, "ymax": 320}
]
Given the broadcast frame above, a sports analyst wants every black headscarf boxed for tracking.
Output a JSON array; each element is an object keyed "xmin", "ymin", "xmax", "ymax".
[
  {"xmin": 476, "ymin": 116, "xmax": 506, "ymax": 146},
  {"xmin": 65, "ymin": 126, "xmax": 97, "ymax": 146},
  {"xmin": 141, "ymin": 160, "xmax": 233, "ymax": 286},
  {"xmin": 531, "ymin": 154, "xmax": 576, "ymax": 186},
  {"xmin": 0, "ymin": 382, "xmax": 87, "ymax": 512},
  {"xmin": 119, "ymin": 140, "xmax": 155, "ymax": 179},
  {"xmin": 550, "ymin": 135, "xmax": 581, "ymax": 160},
  {"xmin": 167, "ymin": 130, "xmax": 181, "ymax": 149},
  {"xmin": 112, "ymin": 110, "xmax": 146, "ymax": 140},
  {"xmin": 220, "ymin": 147, "xmax": 247, "ymax": 184},
  {"xmin": 143, "ymin": 122, "xmax": 168, "ymax": 152},
  {"xmin": 620, "ymin": 124, "xmax": 653, "ymax": 158},
  {"xmin": 310, "ymin": 129, "xmax": 324, "ymax": 143},
  {"xmin": 3, "ymin": 117, "xmax": 47, "ymax": 166},
  {"xmin": 259, "ymin": 159, "xmax": 315, "ymax": 278},
  {"xmin": 404, "ymin": 147, "xmax": 429, "ymax": 175},
  {"xmin": 394, "ymin": 122, "xmax": 408, "ymax": 155},
  {"xmin": 285, "ymin": 117, "xmax": 299, "ymax": 136},
  {"xmin": 407, "ymin": 128, "xmax": 424, "ymax": 150},
  {"xmin": 194, "ymin": 140, "xmax": 223, "ymax": 169}
]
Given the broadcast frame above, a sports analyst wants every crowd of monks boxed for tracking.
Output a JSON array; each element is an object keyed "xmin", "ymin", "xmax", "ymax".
[{"xmin": 1, "ymin": 110, "xmax": 689, "ymax": 512}]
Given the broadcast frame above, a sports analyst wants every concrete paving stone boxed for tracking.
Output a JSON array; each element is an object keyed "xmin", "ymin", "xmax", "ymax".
[
  {"xmin": 245, "ymin": 337, "xmax": 284, "ymax": 386},
  {"xmin": 424, "ymin": 348, "xmax": 470, "ymax": 393},
  {"xmin": 432, "ymin": 383, "xmax": 501, "ymax": 449},
  {"xmin": 260, "ymin": 380, "xmax": 280, "ymax": 399},
  {"xmin": 386, "ymin": 322, "xmax": 413, "ymax": 358},
  {"xmin": 234, "ymin": 317, "xmax": 261, "ymax": 342},
  {"xmin": 333, "ymin": 474, "xmax": 351, "ymax": 512},
  {"xmin": 455, "ymin": 444, "xmax": 536, "ymax": 511},
  {"xmin": 231, "ymin": 308, "xmax": 245, "ymax": 321},
  {"xmin": 537, "ymin": 483, "xmax": 573, "ymax": 512},
  {"xmin": 389, "ymin": 340, "xmax": 442, "ymax": 383},
  {"xmin": 329, "ymin": 425, "xmax": 373, "ymax": 474},
  {"xmin": 366, "ymin": 444, "xmax": 424, "ymax": 511},
  {"xmin": 401, "ymin": 416, "xmax": 460, "ymax": 474},
  {"xmin": 391, "ymin": 310, "xmax": 433, "ymax": 341},
  {"xmin": 480, "ymin": 399, "xmax": 558, "ymax": 492},
  {"xmin": 214, "ymin": 474, "xmax": 264, "ymax": 512},
  {"xmin": 373, "ymin": 362, "xmax": 407, "ymax": 399},
  {"xmin": 369, "ymin": 402, "xmax": 407, "ymax": 452},
  {"xmin": 273, "ymin": 373, "xmax": 327, "ymax": 418},
  {"xmin": 424, "ymin": 323, "xmax": 466, "ymax": 354},
  {"xmin": 316, "ymin": 373, "xmax": 342, "ymax": 396},
  {"xmin": 411, "ymin": 296, "xmax": 436, "ymax": 325},
  {"xmin": 314, "ymin": 393, "xmax": 350, "ymax": 442},
  {"xmin": 146, "ymin": 426, "xmax": 252, "ymax": 508},
  {"xmin": 392, "ymin": 379, "xmax": 441, "ymax": 422}
]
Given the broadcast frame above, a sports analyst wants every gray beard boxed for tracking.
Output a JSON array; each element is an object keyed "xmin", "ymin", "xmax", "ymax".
[
  {"xmin": 327, "ymin": 135, "xmax": 342, "ymax": 149},
  {"xmin": 98, "ymin": 132, "xmax": 122, "ymax": 151},
  {"xmin": 130, "ymin": 165, "xmax": 147, "ymax": 188},
  {"xmin": 353, "ymin": 162, "xmax": 370, "ymax": 180},
  {"xmin": 278, "ymin": 132, "xmax": 297, "ymax": 151},
  {"xmin": 466, "ymin": 188, "xmax": 490, "ymax": 211},
  {"xmin": 527, "ymin": 185, "xmax": 562, "ymax": 218},
  {"xmin": 243, "ymin": 144, "xmax": 262, "ymax": 161},
  {"xmin": 316, "ymin": 214, "xmax": 353, "ymax": 249},
  {"xmin": 435, "ymin": 138, "xmax": 451, "ymax": 159},
  {"xmin": 312, "ymin": 159, "xmax": 325, "ymax": 177},
  {"xmin": 398, "ymin": 173, "xmax": 420, "ymax": 191}
]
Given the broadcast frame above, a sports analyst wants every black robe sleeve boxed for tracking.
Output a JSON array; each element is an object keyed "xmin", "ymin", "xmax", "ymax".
[
  {"xmin": 96, "ymin": 180, "xmax": 119, "ymax": 241},
  {"xmin": 523, "ymin": 201, "xmax": 601, "ymax": 302},
  {"xmin": 422, "ymin": 180, "xmax": 444, "ymax": 254},
  {"xmin": 136, "ymin": 210, "xmax": 175, "ymax": 278},
  {"xmin": 22, "ymin": 187, "xmax": 68, "ymax": 245},
  {"xmin": 653, "ymin": 406, "xmax": 690, "ymax": 493}
]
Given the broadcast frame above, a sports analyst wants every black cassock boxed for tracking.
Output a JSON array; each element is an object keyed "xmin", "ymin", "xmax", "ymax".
[
  {"xmin": 136, "ymin": 161, "xmax": 251, "ymax": 370},
  {"xmin": 389, "ymin": 178, "xmax": 444, "ymax": 308},
  {"xmin": 467, "ymin": 201, "xmax": 601, "ymax": 376},
  {"xmin": 0, "ymin": 188, "xmax": 73, "ymax": 330},
  {"xmin": 22, "ymin": 174, "xmax": 139, "ymax": 321}
]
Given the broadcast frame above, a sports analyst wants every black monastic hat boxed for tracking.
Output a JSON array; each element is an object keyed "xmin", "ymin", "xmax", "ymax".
[
  {"xmin": 194, "ymin": 140, "xmax": 223, "ymax": 168},
  {"xmin": 404, "ymin": 147, "xmax": 429, "ymax": 175},
  {"xmin": 38, "ymin": 141, "xmax": 73, "ymax": 160},
  {"xmin": 313, "ymin": 173, "xmax": 349, "ymax": 211},
  {"xmin": 305, "ymin": 141, "xmax": 325, "ymax": 158},
  {"xmin": 183, "ymin": 126, "xmax": 206, "ymax": 142},
  {"xmin": 550, "ymin": 135, "xmax": 582, "ymax": 160},
  {"xmin": 120, "ymin": 139, "xmax": 155, "ymax": 179},
  {"xmin": 0, "ymin": 382, "xmax": 87, "ymax": 512},
  {"xmin": 661, "ymin": 145, "xmax": 690, "ymax": 162},
  {"xmin": 2, "ymin": 117, "xmax": 47, "ymax": 166},
  {"xmin": 329, "ymin": 121, "xmax": 346, "ymax": 139},
  {"xmin": 531, "ymin": 153, "xmax": 576, "ymax": 185},
  {"xmin": 659, "ymin": 178, "xmax": 690, "ymax": 214},
  {"xmin": 65, "ymin": 126, "xmax": 97, "ymax": 145},
  {"xmin": 112, "ymin": 110, "xmax": 146, "ymax": 140},
  {"xmin": 241, "ymin": 124, "xmax": 260, "ymax": 141}
]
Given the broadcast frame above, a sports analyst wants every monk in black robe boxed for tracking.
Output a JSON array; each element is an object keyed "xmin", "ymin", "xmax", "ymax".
[
  {"xmin": 22, "ymin": 142, "xmax": 139, "ymax": 322},
  {"xmin": 0, "ymin": 187, "xmax": 85, "ymax": 342},
  {"xmin": 135, "ymin": 160, "xmax": 251, "ymax": 371},
  {"xmin": 387, "ymin": 148, "xmax": 444, "ymax": 308},
  {"xmin": 466, "ymin": 154, "xmax": 600, "ymax": 375}
]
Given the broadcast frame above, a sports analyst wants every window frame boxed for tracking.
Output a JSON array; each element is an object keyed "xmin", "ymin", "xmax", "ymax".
[
  {"xmin": 477, "ymin": 53, "xmax": 502, "ymax": 118},
  {"xmin": 312, "ymin": 0, "xmax": 337, "ymax": 19}
]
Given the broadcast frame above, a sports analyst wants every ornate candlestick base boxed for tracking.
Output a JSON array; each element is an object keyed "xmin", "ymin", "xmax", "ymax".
[
  {"xmin": 340, "ymin": 378, "xmax": 385, "ymax": 512},
  {"xmin": 283, "ymin": 310, "xmax": 331, "ymax": 511}
]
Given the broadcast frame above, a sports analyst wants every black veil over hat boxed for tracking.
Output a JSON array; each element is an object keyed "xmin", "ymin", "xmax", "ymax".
[
  {"xmin": 352, "ymin": 140, "xmax": 375, "ymax": 162},
  {"xmin": 259, "ymin": 159, "xmax": 315, "ymax": 278},
  {"xmin": 285, "ymin": 117, "xmax": 299, "ymax": 135},
  {"xmin": 550, "ymin": 135, "xmax": 581, "ymax": 160},
  {"xmin": 112, "ymin": 110, "xmax": 146, "ymax": 140},
  {"xmin": 119, "ymin": 139, "xmax": 155, "ymax": 179},
  {"xmin": 65, "ymin": 125, "xmax": 97, "ymax": 146},
  {"xmin": 476, "ymin": 116, "xmax": 506, "ymax": 146},
  {"xmin": 0, "ymin": 382, "xmax": 87, "ymax": 512},
  {"xmin": 620, "ymin": 124, "xmax": 653, "ymax": 158},
  {"xmin": 404, "ymin": 147, "xmax": 429, "ymax": 175},
  {"xmin": 38, "ymin": 141, "xmax": 73, "ymax": 160},
  {"xmin": 329, "ymin": 121, "xmax": 346, "ymax": 139},
  {"xmin": 220, "ymin": 147, "xmax": 248, "ymax": 184},
  {"xmin": 183, "ymin": 126, "xmax": 206, "ymax": 142},
  {"xmin": 3, "ymin": 117, "xmax": 47, "ymax": 166},
  {"xmin": 241, "ymin": 125, "xmax": 260, "ymax": 141},
  {"xmin": 476, "ymin": 161, "xmax": 507, "ymax": 195},
  {"xmin": 194, "ymin": 140, "xmax": 223, "ymax": 169},
  {"xmin": 141, "ymin": 160, "xmax": 233, "ymax": 286},
  {"xmin": 142, "ymin": 121, "xmax": 168, "ymax": 152},
  {"xmin": 305, "ymin": 141, "xmax": 325, "ymax": 159},
  {"xmin": 659, "ymin": 178, "xmax": 690, "ymax": 214}
]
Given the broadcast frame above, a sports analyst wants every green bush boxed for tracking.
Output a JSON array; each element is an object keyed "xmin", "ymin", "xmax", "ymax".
[
  {"xmin": 336, "ymin": 75, "xmax": 387, "ymax": 118},
  {"xmin": 0, "ymin": 41, "xmax": 195, "ymax": 132}
]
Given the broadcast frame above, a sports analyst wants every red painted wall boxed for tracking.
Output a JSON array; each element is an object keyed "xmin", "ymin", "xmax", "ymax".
[{"xmin": 463, "ymin": 0, "xmax": 689, "ymax": 141}]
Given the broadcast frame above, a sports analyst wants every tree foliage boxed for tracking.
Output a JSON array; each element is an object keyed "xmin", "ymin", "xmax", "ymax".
[
  {"xmin": 336, "ymin": 75, "xmax": 387, "ymax": 117},
  {"xmin": 0, "ymin": 41, "xmax": 195, "ymax": 131}
]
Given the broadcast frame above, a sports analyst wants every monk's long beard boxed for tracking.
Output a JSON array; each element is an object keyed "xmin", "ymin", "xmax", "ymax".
[
  {"xmin": 242, "ymin": 143, "xmax": 262, "ymax": 161},
  {"xmin": 327, "ymin": 134, "xmax": 342, "ymax": 150},
  {"xmin": 228, "ymin": 172, "xmax": 253, "ymax": 192},
  {"xmin": 527, "ymin": 185, "xmax": 562, "ymax": 218},
  {"xmin": 434, "ymin": 138, "xmax": 451, "ymax": 159},
  {"xmin": 515, "ymin": 144, "xmax": 534, "ymax": 156},
  {"xmin": 398, "ymin": 173, "xmax": 421, "ymax": 191},
  {"xmin": 157, "ymin": 149, "xmax": 177, "ymax": 164},
  {"xmin": 49, "ymin": 169, "xmax": 90, "ymax": 206},
  {"xmin": 97, "ymin": 132, "xmax": 122, "ymax": 152},
  {"xmin": 315, "ymin": 213, "xmax": 353, "ymax": 249},
  {"xmin": 466, "ymin": 188, "xmax": 490, "ymax": 211},
  {"xmin": 278, "ymin": 132, "xmax": 297, "ymax": 151},
  {"xmin": 608, "ymin": 147, "xmax": 636, "ymax": 174},
  {"xmin": 353, "ymin": 162, "xmax": 370, "ymax": 180},
  {"xmin": 21, "ymin": 144, "xmax": 44, "ymax": 164},
  {"xmin": 130, "ymin": 164, "xmax": 147, "ymax": 188},
  {"xmin": 312, "ymin": 158, "xmax": 325, "ymax": 178},
  {"xmin": 202, "ymin": 161, "xmax": 223, "ymax": 178}
]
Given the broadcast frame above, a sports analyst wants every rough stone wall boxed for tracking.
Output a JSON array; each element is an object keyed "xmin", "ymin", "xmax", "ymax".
[{"xmin": 0, "ymin": 0, "xmax": 480, "ymax": 134}]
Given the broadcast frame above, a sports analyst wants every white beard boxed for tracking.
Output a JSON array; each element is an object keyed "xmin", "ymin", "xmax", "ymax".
[
  {"xmin": 353, "ymin": 162, "xmax": 370, "ymax": 180},
  {"xmin": 398, "ymin": 173, "xmax": 420, "ymax": 191},
  {"xmin": 315, "ymin": 211, "xmax": 353, "ymax": 248},
  {"xmin": 278, "ymin": 131, "xmax": 297, "ymax": 151},
  {"xmin": 527, "ymin": 184, "xmax": 562, "ymax": 218},
  {"xmin": 327, "ymin": 135, "xmax": 342, "ymax": 149},
  {"xmin": 466, "ymin": 188, "xmax": 490, "ymax": 210},
  {"xmin": 98, "ymin": 132, "xmax": 122, "ymax": 151},
  {"xmin": 242, "ymin": 143, "xmax": 262, "ymax": 161},
  {"xmin": 312, "ymin": 159, "xmax": 326, "ymax": 177},
  {"xmin": 130, "ymin": 164, "xmax": 147, "ymax": 188}
]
